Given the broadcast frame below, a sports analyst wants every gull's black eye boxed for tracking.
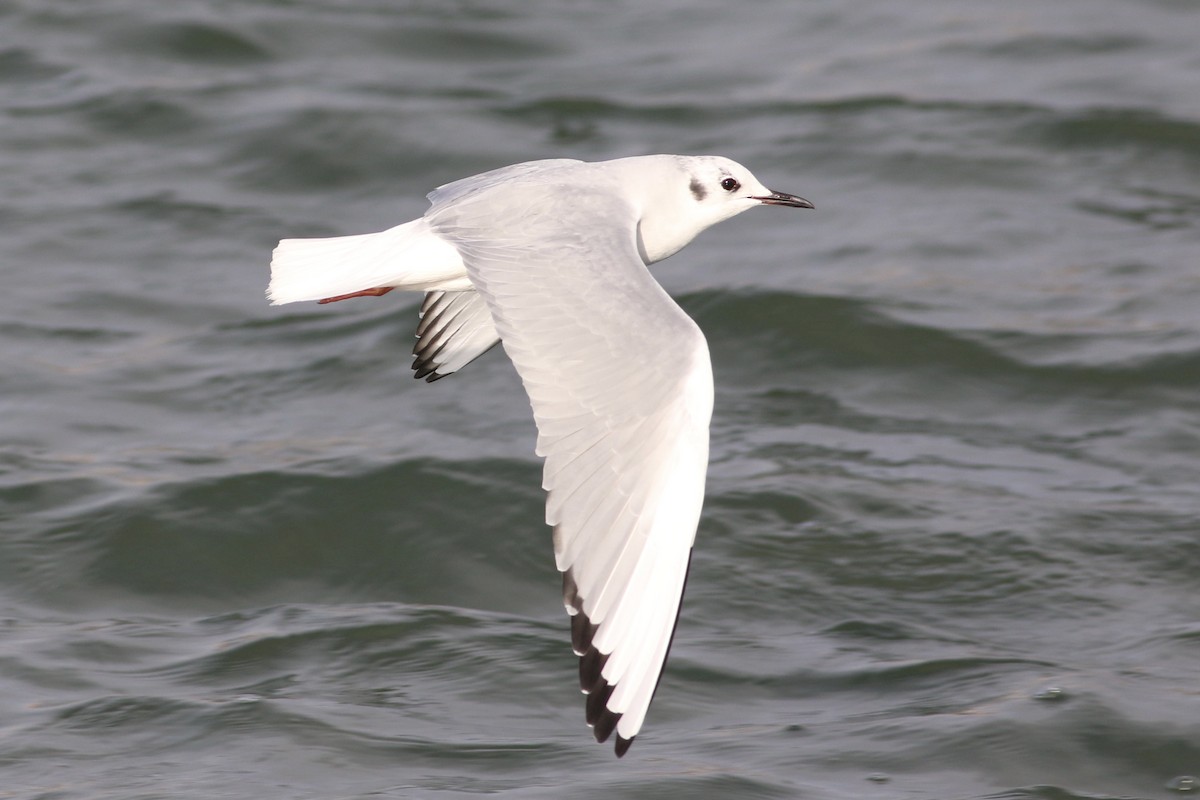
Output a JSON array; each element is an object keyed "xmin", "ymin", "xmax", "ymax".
[{"xmin": 720, "ymin": 177, "xmax": 740, "ymax": 192}]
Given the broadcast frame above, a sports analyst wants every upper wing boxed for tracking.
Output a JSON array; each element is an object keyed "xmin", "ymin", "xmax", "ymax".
[
  {"xmin": 412, "ymin": 291, "xmax": 501, "ymax": 381},
  {"xmin": 428, "ymin": 178, "xmax": 714, "ymax": 756},
  {"xmin": 426, "ymin": 158, "xmax": 583, "ymax": 208}
]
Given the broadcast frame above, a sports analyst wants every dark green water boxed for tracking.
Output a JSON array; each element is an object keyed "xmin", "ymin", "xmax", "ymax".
[{"xmin": 2, "ymin": 1, "xmax": 1199, "ymax": 798}]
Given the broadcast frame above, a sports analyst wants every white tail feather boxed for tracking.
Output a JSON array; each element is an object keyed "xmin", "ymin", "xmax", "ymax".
[{"xmin": 267, "ymin": 218, "xmax": 470, "ymax": 305}]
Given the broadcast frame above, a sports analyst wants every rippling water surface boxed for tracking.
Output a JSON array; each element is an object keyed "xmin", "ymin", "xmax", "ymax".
[{"xmin": 3, "ymin": 1, "xmax": 1199, "ymax": 798}]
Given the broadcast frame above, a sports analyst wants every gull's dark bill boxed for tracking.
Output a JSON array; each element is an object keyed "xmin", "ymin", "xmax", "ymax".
[{"xmin": 753, "ymin": 190, "xmax": 815, "ymax": 209}]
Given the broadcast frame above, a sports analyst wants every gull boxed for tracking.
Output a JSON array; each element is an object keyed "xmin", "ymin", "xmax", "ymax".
[{"xmin": 267, "ymin": 155, "xmax": 812, "ymax": 756}]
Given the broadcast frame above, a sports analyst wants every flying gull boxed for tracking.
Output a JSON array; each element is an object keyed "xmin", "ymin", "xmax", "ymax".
[{"xmin": 267, "ymin": 155, "xmax": 812, "ymax": 755}]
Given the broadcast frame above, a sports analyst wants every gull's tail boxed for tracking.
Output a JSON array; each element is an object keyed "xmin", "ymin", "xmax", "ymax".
[{"xmin": 267, "ymin": 218, "xmax": 468, "ymax": 306}]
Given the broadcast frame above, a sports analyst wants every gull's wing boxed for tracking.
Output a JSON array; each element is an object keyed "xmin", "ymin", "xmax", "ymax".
[
  {"xmin": 412, "ymin": 291, "xmax": 501, "ymax": 381},
  {"xmin": 427, "ymin": 158, "xmax": 583, "ymax": 208},
  {"xmin": 428, "ymin": 177, "xmax": 714, "ymax": 756}
]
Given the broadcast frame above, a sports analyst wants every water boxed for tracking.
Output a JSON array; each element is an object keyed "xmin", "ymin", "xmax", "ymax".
[{"xmin": 2, "ymin": 1, "xmax": 1199, "ymax": 797}]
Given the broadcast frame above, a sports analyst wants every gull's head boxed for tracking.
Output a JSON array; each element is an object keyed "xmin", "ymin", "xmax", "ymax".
[{"xmin": 625, "ymin": 155, "xmax": 813, "ymax": 263}]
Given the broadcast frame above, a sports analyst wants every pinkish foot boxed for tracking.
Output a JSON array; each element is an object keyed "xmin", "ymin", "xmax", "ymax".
[{"xmin": 317, "ymin": 286, "xmax": 396, "ymax": 304}]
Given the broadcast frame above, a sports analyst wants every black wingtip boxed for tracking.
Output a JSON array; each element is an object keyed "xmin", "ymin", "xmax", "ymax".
[
  {"xmin": 571, "ymin": 610, "xmax": 598, "ymax": 655},
  {"xmin": 562, "ymin": 566, "xmax": 580, "ymax": 612},
  {"xmin": 586, "ymin": 681, "xmax": 616, "ymax": 728},
  {"xmin": 592, "ymin": 705, "xmax": 620, "ymax": 744},
  {"xmin": 579, "ymin": 647, "xmax": 607, "ymax": 693},
  {"xmin": 565, "ymin": 553, "xmax": 696, "ymax": 760}
]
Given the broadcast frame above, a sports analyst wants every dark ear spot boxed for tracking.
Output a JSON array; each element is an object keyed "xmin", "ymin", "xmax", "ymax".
[{"xmin": 689, "ymin": 178, "xmax": 707, "ymax": 201}]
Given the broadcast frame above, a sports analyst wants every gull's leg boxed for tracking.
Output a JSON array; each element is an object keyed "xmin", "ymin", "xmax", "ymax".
[{"xmin": 317, "ymin": 286, "xmax": 396, "ymax": 304}]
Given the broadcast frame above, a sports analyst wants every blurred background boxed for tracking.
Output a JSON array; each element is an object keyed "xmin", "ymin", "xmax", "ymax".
[{"xmin": 2, "ymin": 1, "xmax": 1198, "ymax": 798}]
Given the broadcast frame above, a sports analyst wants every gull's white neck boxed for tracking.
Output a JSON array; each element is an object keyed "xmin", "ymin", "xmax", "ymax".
[{"xmin": 603, "ymin": 156, "xmax": 713, "ymax": 265}]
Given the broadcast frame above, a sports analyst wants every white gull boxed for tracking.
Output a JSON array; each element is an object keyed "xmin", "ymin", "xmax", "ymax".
[{"xmin": 267, "ymin": 154, "xmax": 812, "ymax": 756}]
